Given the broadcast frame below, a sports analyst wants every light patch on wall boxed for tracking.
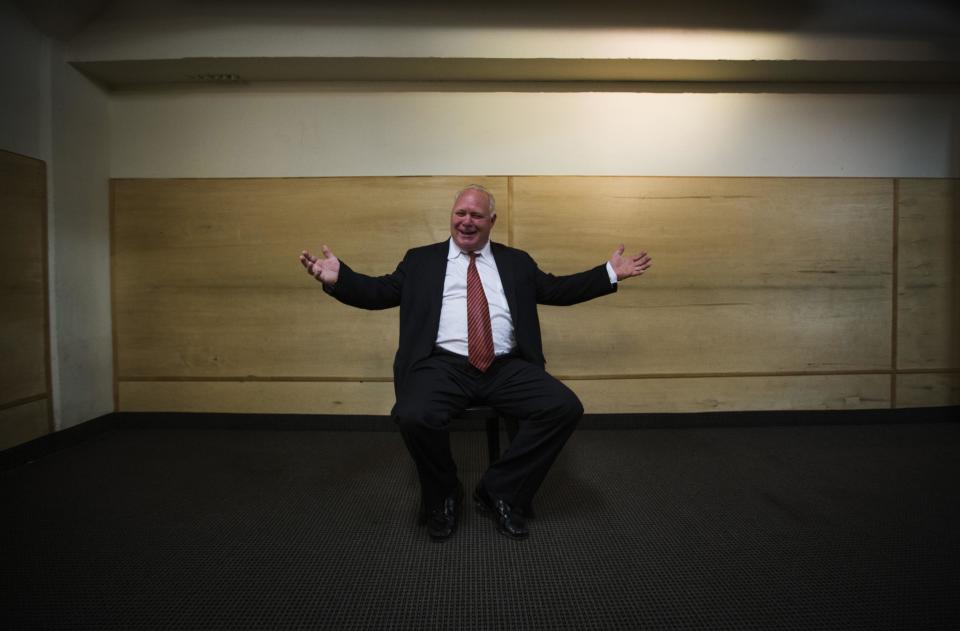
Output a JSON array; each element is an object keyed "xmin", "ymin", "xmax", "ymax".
[{"xmin": 108, "ymin": 90, "xmax": 959, "ymax": 178}]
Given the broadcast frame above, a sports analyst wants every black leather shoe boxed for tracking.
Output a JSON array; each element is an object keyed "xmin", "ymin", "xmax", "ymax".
[
  {"xmin": 423, "ymin": 483, "xmax": 463, "ymax": 541},
  {"xmin": 473, "ymin": 483, "xmax": 528, "ymax": 540}
]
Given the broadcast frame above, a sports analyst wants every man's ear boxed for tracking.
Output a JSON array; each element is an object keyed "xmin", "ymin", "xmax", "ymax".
[{"xmin": 490, "ymin": 213, "xmax": 497, "ymax": 226}]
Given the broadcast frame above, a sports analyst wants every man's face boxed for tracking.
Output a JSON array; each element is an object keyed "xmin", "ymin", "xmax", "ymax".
[{"xmin": 450, "ymin": 189, "xmax": 496, "ymax": 252}]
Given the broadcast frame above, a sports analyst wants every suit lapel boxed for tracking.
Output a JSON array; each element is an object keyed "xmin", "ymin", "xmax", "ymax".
[
  {"xmin": 491, "ymin": 242, "xmax": 519, "ymax": 323},
  {"xmin": 428, "ymin": 241, "xmax": 450, "ymax": 330}
]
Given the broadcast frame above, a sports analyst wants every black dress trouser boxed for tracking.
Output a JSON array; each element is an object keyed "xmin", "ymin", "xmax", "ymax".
[{"xmin": 392, "ymin": 348, "xmax": 584, "ymax": 511}]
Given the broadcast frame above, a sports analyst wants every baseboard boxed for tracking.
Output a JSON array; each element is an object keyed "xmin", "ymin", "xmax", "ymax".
[
  {"xmin": 579, "ymin": 406, "xmax": 960, "ymax": 429},
  {"xmin": 0, "ymin": 412, "xmax": 122, "ymax": 471},
  {"xmin": 119, "ymin": 411, "xmax": 399, "ymax": 431},
  {"xmin": 116, "ymin": 407, "xmax": 959, "ymax": 431}
]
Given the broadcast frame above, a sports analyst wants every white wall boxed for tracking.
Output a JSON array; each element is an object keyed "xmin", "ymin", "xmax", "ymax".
[
  {"xmin": 71, "ymin": 2, "xmax": 958, "ymax": 180},
  {"xmin": 0, "ymin": 3, "xmax": 113, "ymax": 431},
  {"xmin": 110, "ymin": 88, "xmax": 960, "ymax": 179},
  {"xmin": 50, "ymin": 49, "xmax": 113, "ymax": 429}
]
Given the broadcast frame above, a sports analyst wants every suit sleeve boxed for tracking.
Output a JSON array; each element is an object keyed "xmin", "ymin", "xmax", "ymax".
[
  {"xmin": 323, "ymin": 257, "xmax": 405, "ymax": 310},
  {"xmin": 532, "ymin": 258, "xmax": 617, "ymax": 306}
]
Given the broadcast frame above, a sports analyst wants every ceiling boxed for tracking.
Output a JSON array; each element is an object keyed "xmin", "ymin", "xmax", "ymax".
[
  {"xmin": 18, "ymin": 0, "xmax": 960, "ymax": 41},
  {"xmin": 14, "ymin": 0, "xmax": 960, "ymax": 90}
]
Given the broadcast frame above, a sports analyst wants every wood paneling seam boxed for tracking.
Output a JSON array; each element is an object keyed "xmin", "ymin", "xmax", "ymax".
[
  {"xmin": 110, "ymin": 179, "xmax": 120, "ymax": 413},
  {"xmin": 116, "ymin": 369, "xmax": 953, "ymax": 384},
  {"xmin": 891, "ymin": 178, "xmax": 899, "ymax": 408},
  {"xmin": 0, "ymin": 394, "xmax": 48, "ymax": 412},
  {"xmin": 507, "ymin": 176, "xmax": 514, "ymax": 247},
  {"xmin": 41, "ymin": 158, "xmax": 53, "ymax": 434}
]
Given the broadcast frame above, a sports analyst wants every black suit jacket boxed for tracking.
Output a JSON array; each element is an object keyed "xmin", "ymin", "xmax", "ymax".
[{"xmin": 327, "ymin": 240, "xmax": 616, "ymax": 394}]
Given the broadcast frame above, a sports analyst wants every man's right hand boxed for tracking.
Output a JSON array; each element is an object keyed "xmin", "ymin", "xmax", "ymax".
[{"xmin": 300, "ymin": 246, "xmax": 340, "ymax": 287}]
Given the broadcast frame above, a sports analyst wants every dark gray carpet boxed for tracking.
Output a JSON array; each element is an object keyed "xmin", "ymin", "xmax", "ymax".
[{"xmin": 1, "ymin": 422, "xmax": 958, "ymax": 630}]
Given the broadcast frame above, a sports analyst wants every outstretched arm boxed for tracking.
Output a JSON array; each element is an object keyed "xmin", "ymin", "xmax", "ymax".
[
  {"xmin": 300, "ymin": 245, "xmax": 340, "ymax": 287},
  {"xmin": 608, "ymin": 245, "xmax": 652, "ymax": 281},
  {"xmin": 534, "ymin": 245, "xmax": 652, "ymax": 306},
  {"xmin": 299, "ymin": 245, "xmax": 404, "ymax": 310}
]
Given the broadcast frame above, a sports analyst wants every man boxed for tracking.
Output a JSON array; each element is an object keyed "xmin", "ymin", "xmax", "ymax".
[{"xmin": 300, "ymin": 185, "xmax": 651, "ymax": 541}]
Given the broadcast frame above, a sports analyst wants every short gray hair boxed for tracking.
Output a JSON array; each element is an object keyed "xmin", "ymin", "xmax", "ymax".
[{"xmin": 455, "ymin": 184, "xmax": 496, "ymax": 215}]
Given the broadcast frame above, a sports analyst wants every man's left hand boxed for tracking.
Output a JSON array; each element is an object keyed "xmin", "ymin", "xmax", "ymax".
[{"xmin": 609, "ymin": 245, "xmax": 652, "ymax": 281}]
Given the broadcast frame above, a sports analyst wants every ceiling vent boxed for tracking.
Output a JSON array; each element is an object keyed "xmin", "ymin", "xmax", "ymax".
[{"xmin": 188, "ymin": 73, "xmax": 242, "ymax": 83}]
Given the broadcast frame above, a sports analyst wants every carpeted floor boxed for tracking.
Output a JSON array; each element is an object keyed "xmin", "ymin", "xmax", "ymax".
[{"xmin": 1, "ymin": 421, "xmax": 958, "ymax": 630}]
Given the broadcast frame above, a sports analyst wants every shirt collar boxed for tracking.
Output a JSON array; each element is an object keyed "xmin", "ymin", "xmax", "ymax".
[{"xmin": 447, "ymin": 237, "xmax": 493, "ymax": 261}]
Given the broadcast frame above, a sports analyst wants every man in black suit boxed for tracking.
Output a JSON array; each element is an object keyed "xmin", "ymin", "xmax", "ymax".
[{"xmin": 300, "ymin": 185, "xmax": 651, "ymax": 541}]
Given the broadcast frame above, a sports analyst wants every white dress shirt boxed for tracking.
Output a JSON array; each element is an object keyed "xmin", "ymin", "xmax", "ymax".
[{"xmin": 436, "ymin": 239, "xmax": 516, "ymax": 357}]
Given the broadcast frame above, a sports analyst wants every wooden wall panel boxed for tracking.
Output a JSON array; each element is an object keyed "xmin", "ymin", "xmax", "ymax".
[
  {"xmin": 0, "ymin": 151, "xmax": 48, "ymax": 405},
  {"xmin": 896, "ymin": 373, "xmax": 960, "ymax": 408},
  {"xmin": 0, "ymin": 150, "xmax": 51, "ymax": 448},
  {"xmin": 119, "ymin": 375, "xmax": 892, "ymax": 415},
  {"xmin": 569, "ymin": 374, "xmax": 890, "ymax": 413},
  {"xmin": 113, "ymin": 177, "xmax": 508, "ymax": 381},
  {"xmin": 114, "ymin": 175, "xmax": 960, "ymax": 415},
  {"xmin": 897, "ymin": 179, "xmax": 960, "ymax": 371},
  {"xmin": 119, "ymin": 381, "xmax": 395, "ymax": 414},
  {"xmin": 0, "ymin": 400, "xmax": 49, "ymax": 451},
  {"xmin": 512, "ymin": 177, "xmax": 893, "ymax": 377}
]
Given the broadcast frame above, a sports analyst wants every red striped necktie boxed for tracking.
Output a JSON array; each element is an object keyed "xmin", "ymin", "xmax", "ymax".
[{"xmin": 466, "ymin": 252, "xmax": 495, "ymax": 372}]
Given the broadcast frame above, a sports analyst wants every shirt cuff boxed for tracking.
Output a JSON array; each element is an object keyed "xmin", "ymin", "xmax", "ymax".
[{"xmin": 605, "ymin": 261, "xmax": 618, "ymax": 284}]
